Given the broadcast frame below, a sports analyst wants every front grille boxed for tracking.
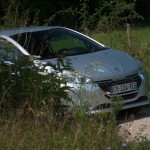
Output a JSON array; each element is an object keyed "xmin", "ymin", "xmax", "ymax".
[
  {"xmin": 104, "ymin": 92, "xmax": 138, "ymax": 100},
  {"xmin": 96, "ymin": 74, "xmax": 142, "ymax": 99},
  {"xmin": 92, "ymin": 96, "xmax": 148, "ymax": 111}
]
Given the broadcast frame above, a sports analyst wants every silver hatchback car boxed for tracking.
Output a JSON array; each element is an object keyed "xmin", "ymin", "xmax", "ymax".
[{"xmin": 0, "ymin": 26, "xmax": 149, "ymax": 113}]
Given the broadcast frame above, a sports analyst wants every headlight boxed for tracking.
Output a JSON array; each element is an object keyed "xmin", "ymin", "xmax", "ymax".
[
  {"xmin": 68, "ymin": 75, "xmax": 92, "ymax": 84},
  {"xmin": 64, "ymin": 71, "xmax": 92, "ymax": 84}
]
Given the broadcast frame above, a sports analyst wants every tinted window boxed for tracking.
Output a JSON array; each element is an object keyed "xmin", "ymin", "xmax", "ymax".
[
  {"xmin": 49, "ymin": 33, "xmax": 87, "ymax": 53},
  {"xmin": 11, "ymin": 28, "xmax": 108, "ymax": 59}
]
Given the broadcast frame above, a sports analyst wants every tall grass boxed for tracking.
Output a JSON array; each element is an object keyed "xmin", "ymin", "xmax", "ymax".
[
  {"xmin": 92, "ymin": 26, "xmax": 150, "ymax": 50},
  {"xmin": 0, "ymin": 55, "xmax": 149, "ymax": 149},
  {"xmin": 0, "ymin": 111, "xmax": 149, "ymax": 149},
  {"xmin": 1, "ymin": 0, "xmax": 150, "ymax": 148},
  {"xmin": 0, "ymin": 26, "xmax": 150, "ymax": 149}
]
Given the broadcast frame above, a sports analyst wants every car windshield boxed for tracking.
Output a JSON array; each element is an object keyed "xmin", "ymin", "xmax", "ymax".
[{"xmin": 11, "ymin": 28, "xmax": 109, "ymax": 60}]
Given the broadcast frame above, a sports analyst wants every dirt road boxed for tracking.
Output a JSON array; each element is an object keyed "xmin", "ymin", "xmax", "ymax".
[{"xmin": 119, "ymin": 106, "xmax": 150, "ymax": 141}]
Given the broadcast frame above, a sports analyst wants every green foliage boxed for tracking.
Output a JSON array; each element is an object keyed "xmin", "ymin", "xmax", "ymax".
[
  {"xmin": 45, "ymin": 8, "xmax": 77, "ymax": 26},
  {"xmin": 110, "ymin": 97, "xmax": 123, "ymax": 115},
  {"xmin": 0, "ymin": 110, "xmax": 149, "ymax": 149},
  {"xmin": 95, "ymin": 0, "xmax": 142, "ymax": 48},
  {"xmin": 45, "ymin": 0, "xmax": 141, "ymax": 37},
  {"xmin": 0, "ymin": 1, "xmax": 150, "ymax": 148},
  {"xmin": 45, "ymin": 0, "xmax": 98, "ymax": 33},
  {"xmin": 98, "ymin": 0, "xmax": 142, "ymax": 32},
  {"xmin": 0, "ymin": 56, "xmax": 72, "ymax": 116},
  {"xmin": 79, "ymin": 0, "xmax": 91, "ymax": 33},
  {"xmin": 0, "ymin": 0, "xmax": 40, "ymax": 28},
  {"xmin": 1, "ymin": 1, "xmax": 29, "ymax": 28},
  {"xmin": 0, "ymin": 0, "xmax": 150, "ymax": 28},
  {"xmin": 45, "ymin": 0, "xmax": 95, "ymax": 34}
]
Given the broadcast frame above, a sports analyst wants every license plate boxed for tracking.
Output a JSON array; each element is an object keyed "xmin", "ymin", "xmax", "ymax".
[{"xmin": 111, "ymin": 82, "xmax": 137, "ymax": 94}]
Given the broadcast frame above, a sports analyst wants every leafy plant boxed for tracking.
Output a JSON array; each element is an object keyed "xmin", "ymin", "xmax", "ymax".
[
  {"xmin": 97, "ymin": 0, "xmax": 142, "ymax": 48},
  {"xmin": 0, "ymin": 55, "xmax": 73, "ymax": 117},
  {"xmin": 1, "ymin": 0, "xmax": 40, "ymax": 28}
]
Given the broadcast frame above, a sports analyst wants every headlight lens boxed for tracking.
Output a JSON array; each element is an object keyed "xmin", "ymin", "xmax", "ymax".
[
  {"xmin": 64, "ymin": 71, "xmax": 92, "ymax": 84},
  {"xmin": 68, "ymin": 75, "xmax": 92, "ymax": 84}
]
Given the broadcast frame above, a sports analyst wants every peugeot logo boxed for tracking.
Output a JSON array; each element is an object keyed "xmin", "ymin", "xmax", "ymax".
[{"xmin": 114, "ymin": 67, "xmax": 120, "ymax": 72}]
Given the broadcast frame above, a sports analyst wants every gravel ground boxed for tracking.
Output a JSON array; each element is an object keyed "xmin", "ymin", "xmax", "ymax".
[{"xmin": 119, "ymin": 105, "xmax": 150, "ymax": 142}]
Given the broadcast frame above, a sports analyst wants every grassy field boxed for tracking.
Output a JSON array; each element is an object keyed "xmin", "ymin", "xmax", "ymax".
[
  {"xmin": 0, "ymin": 111, "xmax": 149, "ymax": 150},
  {"xmin": 91, "ymin": 26, "xmax": 150, "ymax": 50},
  {"xmin": 0, "ymin": 26, "xmax": 150, "ymax": 149}
]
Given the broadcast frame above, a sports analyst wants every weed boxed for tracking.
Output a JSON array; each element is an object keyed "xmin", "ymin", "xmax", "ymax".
[{"xmin": 0, "ymin": 54, "xmax": 73, "ymax": 119}]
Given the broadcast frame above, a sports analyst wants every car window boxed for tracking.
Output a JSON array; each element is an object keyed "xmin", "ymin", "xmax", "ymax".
[
  {"xmin": 12, "ymin": 33, "xmax": 38, "ymax": 55},
  {"xmin": 0, "ymin": 38, "xmax": 23, "ymax": 60},
  {"xmin": 11, "ymin": 32, "xmax": 52, "ymax": 59},
  {"xmin": 10, "ymin": 28, "xmax": 109, "ymax": 59},
  {"xmin": 49, "ymin": 33, "xmax": 87, "ymax": 54},
  {"xmin": 44, "ymin": 28, "xmax": 108, "ymax": 56}
]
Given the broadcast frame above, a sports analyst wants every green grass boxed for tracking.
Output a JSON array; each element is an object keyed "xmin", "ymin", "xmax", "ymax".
[
  {"xmin": 132, "ymin": 27, "xmax": 150, "ymax": 47},
  {"xmin": 91, "ymin": 26, "xmax": 150, "ymax": 50},
  {"xmin": 0, "ymin": 112, "xmax": 149, "ymax": 150}
]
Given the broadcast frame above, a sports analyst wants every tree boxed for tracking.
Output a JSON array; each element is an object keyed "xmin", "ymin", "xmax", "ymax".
[{"xmin": 0, "ymin": 0, "xmax": 146, "ymax": 28}]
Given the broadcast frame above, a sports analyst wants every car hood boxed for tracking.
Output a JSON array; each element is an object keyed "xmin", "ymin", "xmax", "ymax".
[
  {"xmin": 67, "ymin": 49, "xmax": 140, "ymax": 81},
  {"xmin": 42, "ymin": 49, "xmax": 140, "ymax": 81}
]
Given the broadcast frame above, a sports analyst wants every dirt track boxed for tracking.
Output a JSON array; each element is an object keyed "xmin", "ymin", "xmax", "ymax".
[{"xmin": 119, "ymin": 106, "xmax": 150, "ymax": 141}]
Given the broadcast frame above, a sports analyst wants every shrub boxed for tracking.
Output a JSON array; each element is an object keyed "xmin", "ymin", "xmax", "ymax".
[{"xmin": 0, "ymin": 56, "xmax": 72, "ymax": 117}]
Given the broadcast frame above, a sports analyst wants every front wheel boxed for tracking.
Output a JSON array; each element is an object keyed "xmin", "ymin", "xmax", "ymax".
[
  {"xmin": 125, "ymin": 107, "xmax": 142, "ymax": 114},
  {"xmin": 118, "ymin": 107, "xmax": 142, "ymax": 119}
]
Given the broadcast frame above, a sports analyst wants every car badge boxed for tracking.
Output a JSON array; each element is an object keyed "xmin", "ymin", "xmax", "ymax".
[{"xmin": 114, "ymin": 67, "xmax": 120, "ymax": 72}]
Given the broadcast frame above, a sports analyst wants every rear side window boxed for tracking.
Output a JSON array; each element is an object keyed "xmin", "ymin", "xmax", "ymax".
[
  {"xmin": 0, "ymin": 38, "xmax": 23, "ymax": 60},
  {"xmin": 11, "ymin": 32, "xmax": 52, "ymax": 59}
]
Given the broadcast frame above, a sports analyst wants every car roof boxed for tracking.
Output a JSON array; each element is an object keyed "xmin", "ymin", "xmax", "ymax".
[{"xmin": 0, "ymin": 26, "xmax": 60, "ymax": 37}]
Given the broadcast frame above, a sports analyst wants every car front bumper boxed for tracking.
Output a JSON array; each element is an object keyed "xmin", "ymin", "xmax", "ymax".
[{"xmin": 68, "ymin": 71, "xmax": 150, "ymax": 114}]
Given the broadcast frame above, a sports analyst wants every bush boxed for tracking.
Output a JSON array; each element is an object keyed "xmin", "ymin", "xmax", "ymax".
[{"xmin": 0, "ymin": 56, "xmax": 72, "ymax": 117}]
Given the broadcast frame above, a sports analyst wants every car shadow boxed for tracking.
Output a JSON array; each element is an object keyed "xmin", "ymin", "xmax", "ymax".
[
  {"xmin": 117, "ymin": 105, "xmax": 150, "ymax": 123},
  {"xmin": 134, "ymin": 105, "xmax": 150, "ymax": 119}
]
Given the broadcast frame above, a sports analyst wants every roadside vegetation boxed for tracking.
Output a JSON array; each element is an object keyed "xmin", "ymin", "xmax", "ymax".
[{"xmin": 0, "ymin": 0, "xmax": 150, "ymax": 149}]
